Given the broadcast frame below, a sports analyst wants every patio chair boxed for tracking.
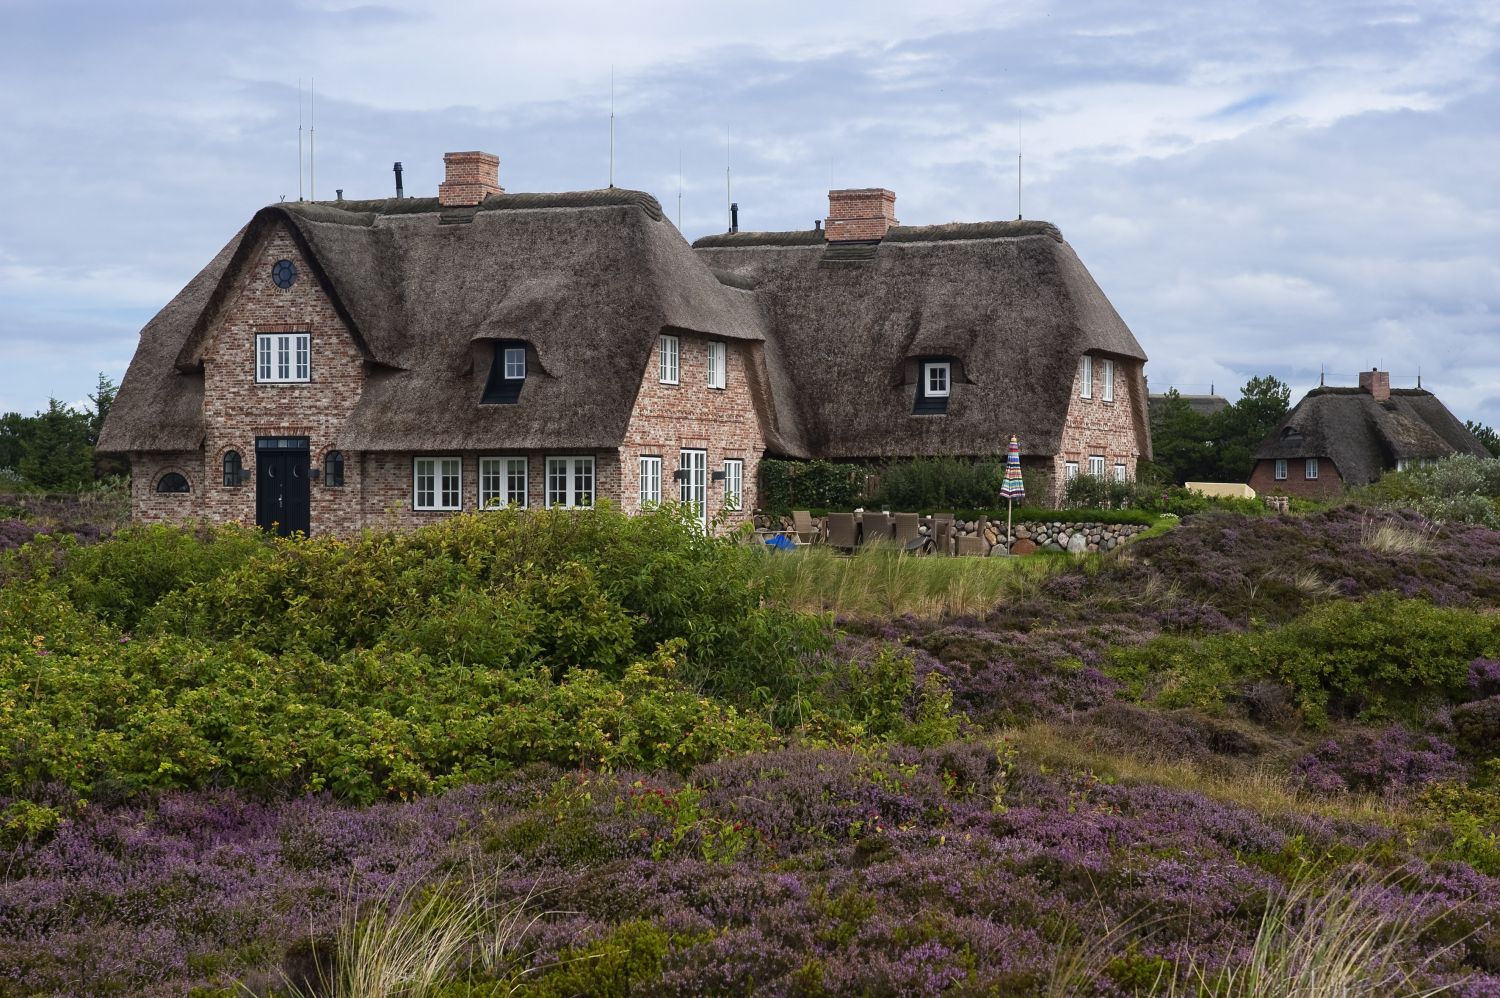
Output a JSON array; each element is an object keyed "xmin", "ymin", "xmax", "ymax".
[
  {"xmin": 933, "ymin": 515, "xmax": 956, "ymax": 555},
  {"xmin": 791, "ymin": 510, "xmax": 820, "ymax": 545},
  {"xmin": 862, "ymin": 511, "xmax": 893, "ymax": 544},
  {"xmin": 894, "ymin": 512, "xmax": 920, "ymax": 548},
  {"xmin": 955, "ymin": 534, "xmax": 985, "ymax": 557},
  {"xmin": 825, "ymin": 512, "xmax": 858, "ymax": 552}
]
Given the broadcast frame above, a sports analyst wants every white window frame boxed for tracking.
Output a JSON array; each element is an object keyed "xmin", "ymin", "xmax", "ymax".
[
  {"xmin": 707, "ymin": 341, "xmax": 726, "ymax": 390},
  {"xmin": 413, "ymin": 456, "xmax": 462, "ymax": 511},
  {"xmin": 723, "ymin": 459, "xmax": 744, "ymax": 512},
  {"xmin": 1113, "ymin": 463, "xmax": 1127, "ymax": 482},
  {"xmin": 679, "ymin": 448, "xmax": 707, "ymax": 529},
  {"xmin": 479, "ymin": 456, "xmax": 528, "ymax": 509},
  {"xmin": 924, "ymin": 361, "xmax": 951, "ymax": 398},
  {"xmin": 1102, "ymin": 359, "xmax": 1115, "ymax": 402},
  {"xmin": 658, "ymin": 335, "xmax": 680, "ymax": 385},
  {"xmin": 1088, "ymin": 455, "xmax": 1106, "ymax": 477},
  {"xmin": 255, "ymin": 333, "xmax": 311, "ymax": 383},
  {"xmin": 546, "ymin": 456, "xmax": 595, "ymax": 509},
  {"xmin": 1305, "ymin": 458, "xmax": 1319, "ymax": 480},
  {"xmin": 639, "ymin": 455, "xmax": 663, "ymax": 507},
  {"xmin": 1065, "ymin": 461, "xmax": 1079, "ymax": 481},
  {"xmin": 1275, "ymin": 459, "xmax": 1288, "ymax": 480},
  {"xmin": 503, "ymin": 347, "xmax": 526, "ymax": 380},
  {"xmin": 1079, "ymin": 355, "xmax": 1093, "ymax": 399}
]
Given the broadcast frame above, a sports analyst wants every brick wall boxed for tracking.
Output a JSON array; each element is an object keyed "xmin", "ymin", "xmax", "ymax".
[
  {"xmin": 620, "ymin": 333, "xmax": 765, "ymax": 531},
  {"xmin": 1054, "ymin": 355, "xmax": 1145, "ymax": 502},
  {"xmin": 825, "ymin": 188, "xmax": 898, "ymax": 242},
  {"xmin": 129, "ymin": 451, "xmax": 205, "ymax": 523},
  {"xmin": 1249, "ymin": 457, "xmax": 1344, "ymax": 499},
  {"xmin": 197, "ymin": 223, "xmax": 369, "ymax": 535},
  {"xmin": 438, "ymin": 151, "xmax": 503, "ymax": 207}
]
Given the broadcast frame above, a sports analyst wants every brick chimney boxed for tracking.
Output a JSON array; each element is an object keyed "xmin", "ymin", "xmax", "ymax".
[
  {"xmin": 1359, "ymin": 368, "xmax": 1390, "ymax": 402},
  {"xmin": 824, "ymin": 188, "xmax": 898, "ymax": 242},
  {"xmin": 438, "ymin": 151, "xmax": 503, "ymax": 207}
]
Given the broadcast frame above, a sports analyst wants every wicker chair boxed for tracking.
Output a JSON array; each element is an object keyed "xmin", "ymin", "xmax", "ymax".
[
  {"xmin": 791, "ymin": 510, "xmax": 820, "ymax": 545},
  {"xmin": 862, "ymin": 511, "xmax": 893, "ymax": 544},
  {"xmin": 825, "ymin": 512, "xmax": 858, "ymax": 552},
  {"xmin": 894, "ymin": 512, "xmax": 922, "ymax": 550}
]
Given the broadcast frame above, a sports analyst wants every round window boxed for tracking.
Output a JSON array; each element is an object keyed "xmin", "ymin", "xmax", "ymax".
[{"xmin": 271, "ymin": 259, "xmax": 297, "ymax": 289}]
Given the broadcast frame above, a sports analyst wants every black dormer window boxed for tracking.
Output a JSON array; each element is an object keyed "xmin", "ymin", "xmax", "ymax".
[
  {"xmin": 914, "ymin": 359, "xmax": 954, "ymax": 415},
  {"xmin": 482, "ymin": 341, "xmax": 529, "ymax": 404}
]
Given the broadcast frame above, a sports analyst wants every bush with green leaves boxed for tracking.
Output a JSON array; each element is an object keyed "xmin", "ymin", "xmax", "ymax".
[
  {"xmin": 757, "ymin": 459, "xmax": 866, "ymax": 514},
  {"xmin": 1360, "ymin": 454, "xmax": 1500, "ymax": 526},
  {"xmin": 1108, "ymin": 594, "xmax": 1500, "ymax": 726}
]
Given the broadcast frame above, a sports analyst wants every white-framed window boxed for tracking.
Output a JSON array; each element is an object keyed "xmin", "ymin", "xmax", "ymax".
[
  {"xmin": 639, "ymin": 456, "xmax": 662, "ymax": 507},
  {"xmin": 256, "ymin": 333, "xmax": 311, "ymax": 383},
  {"xmin": 658, "ymin": 335, "xmax": 679, "ymax": 384},
  {"xmin": 1275, "ymin": 459, "xmax": 1288, "ymax": 480},
  {"xmin": 1103, "ymin": 359, "xmax": 1115, "ymax": 402},
  {"xmin": 1088, "ymin": 455, "xmax": 1106, "ymax": 477},
  {"xmin": 414, "ymin": 457, "xmax": 462, "ymax": 511},
  {"xmin": 479, "ymin": 456, "xmax": 527, "ymax": 508},
  {"xmin": 1113, "ymin": 463, "xmax": 1127, "ymax": 482},
  {"xmin": 723, "ymin": 459, "xmax": 744, "ymax": 512},
  {"xmin": 679, "ymin": 449, "xmax": 707, "ymax": 528},
  {"xmin": 503, "ymin": 347, "xmax": 526, "ymax": 380},
  {"xmin": 1065, "ymin": 461, "xmax": 1079, "ymax": 481},
  {"xmin": 925, "ymin": 361, "xmax": 951, "ymax": 398},
  {"xmin": 546, "ymin": 456, "xmax": 595, "ymax": 508},
  {"xmin": 1305, "ymin": 458, "xmax": 1319, "ymax": 480},
  {"xmin": 707, "ymin": 341, "xmax": 726, "ymax": 390},
  {"xmin": 1079, "ymin": 355, "xmax": 1093, "ymax": 399}
]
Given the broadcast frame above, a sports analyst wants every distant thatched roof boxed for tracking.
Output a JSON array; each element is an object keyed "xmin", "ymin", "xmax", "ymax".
[
  {"xmin": 100, "ymin": 192, "xmax": 802, "ymax": 455},
  {"xmin": 693, "ymin": 223, "xmax": 1150, "ymax": 460},
  {"xmin": 1254, "ymin": 387, "xmax": 1489, "ymax": 485},
  {"xmin": 1149, "ymin": 393, "xmax": 1229, "ymax": 420}
]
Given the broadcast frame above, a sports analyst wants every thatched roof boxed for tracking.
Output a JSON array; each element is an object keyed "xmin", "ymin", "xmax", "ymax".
[
  {"xmin": 1149, "ymin": 393, "xmax": 1229, "ymax": 420},
  {"xmin": 1254, "ymin": 387, "xmax": 1490, "ymax": 485},
  {"xmin": 100, "ymin": 192, "xmax": 801, "ymax": 455},
  {"xmin": 692, "ymin": 222, "xmax": 1150, "ymax": 460}
]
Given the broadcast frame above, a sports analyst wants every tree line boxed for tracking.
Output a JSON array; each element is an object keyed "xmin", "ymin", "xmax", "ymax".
[{"xmin": 0, "ymin": 375, "xmax": 120, "ymax": 491}]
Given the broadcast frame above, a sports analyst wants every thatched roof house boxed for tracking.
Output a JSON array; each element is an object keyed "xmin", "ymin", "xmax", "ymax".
[
  {"xmin": 99, "ymin": 151, "xmax": 1151, "ymax": 536},
  {"xmin": 1249, "ymin": 370, "xmax": 1489, "ymax": 497}
]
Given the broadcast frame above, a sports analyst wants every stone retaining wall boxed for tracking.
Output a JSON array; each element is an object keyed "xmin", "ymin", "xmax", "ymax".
[{"xmin": 754, "ymin": 512, "xmax": 1151, "ymax": 555}]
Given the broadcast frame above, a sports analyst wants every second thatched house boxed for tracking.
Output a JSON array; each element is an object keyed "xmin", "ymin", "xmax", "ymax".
[
  {"xmin": 1249, "ymin": 370, "xmax": 1489, "ymax": 497},
  {"xmin": 98, "ymin": 150, "xmax": 1151, "ymax": 536}
]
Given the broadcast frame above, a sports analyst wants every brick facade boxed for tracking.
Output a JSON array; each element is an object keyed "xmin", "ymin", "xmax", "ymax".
[
  {"xmin": 438, "ymin": 151, "xmax": 503, "ymax": 207},
  {"xmin": 825, "ymin": 188, "xmax": 898, "ymax": 242},
  {"xmin": 1248, "ymin": 457, "xmax": 1343, "ymax": 499},
  {"xmin": 619, "ymin": 333, "xmax": 764, "ymax": 529},
  {"xmin": 1054, "ymin": 355, "xmax": 1144, "ymax": 501}
]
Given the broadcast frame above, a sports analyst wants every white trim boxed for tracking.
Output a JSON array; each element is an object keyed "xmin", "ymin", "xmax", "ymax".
[
  {"xmin": 707, "ymin": 341, "xmax": 726, "ymax": 389},
  {"xmin": 1079, "ymin": 355, "xmax": 1093, "ymax": 399},
  {"xmin": 503, "ymin": 347, "xmax": 526, "ymax": 380},
  {"xmin": 924, "ymin": 361, "xmax": 951, "ymax": 398},
  {"xmin": 1064, "ymin": 461, "xmax": 1079, "ymax": 481},
  {"xmin": 546, "ymin": 455, "xmax": 595, "ymax": 508},
  {"xmin": 255, "ymin": 332, "xmax": 310, "ymax": 383},
  {"xmin": 658, "ymin": 335, "xmax": 680, "ymax": 384},
  {"xmin": 639, "ymin": 455, "xmax": 662, "ymax": 506},
  {"xmin": 1305, "ymin": 457, "xmax": 1319, "ymax": 480},
  {"xmin": 723, "ymin": 458, "xmax": 744, "ymax": 512},
  {"xmin": 414, "ymin": 456, "xmax": 462, "ymax": 511},
  {"xmin": 1113, "ymin": 463, "xmax": 1127, "ymax": 482},
  {"xmin": 1088, "ymin": 454, "xmax": 1106, "ymax": 477},
  {"xmin": 1274, "ymin": 459, "xmax": 1288, "ymax": 480},
  {"xmin": 1102, "ymin": 358, "xmax": 1115, "ymax": 402},
  {"xmin": 679, "ymin": 448, "xmax": 707, "ymax": 529},
  {"xmin": 479, "ymin": 455, "xmax": 528, "ymax": 509}
]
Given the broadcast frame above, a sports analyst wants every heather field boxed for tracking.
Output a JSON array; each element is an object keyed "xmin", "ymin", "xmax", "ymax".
[{"xmin": 2, "ymin": 504, "xmax": 1500, "ymax": 995}]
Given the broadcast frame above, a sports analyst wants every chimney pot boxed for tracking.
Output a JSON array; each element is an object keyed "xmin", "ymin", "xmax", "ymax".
[
  {"xmin": 824, "ymin": 187, "xmax": 898, "ymax": 242},
  {"xmin": 439, "ymin": 150, "xmax": 503, "ymax": 207},
  {"xmin": 1359, "ymin": 368, "xmax": 1391, "ymax": 402}
]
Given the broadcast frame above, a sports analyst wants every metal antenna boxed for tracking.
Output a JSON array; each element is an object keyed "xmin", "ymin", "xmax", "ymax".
[
  {"xmin": 608, "ymin": 66, "xmax": 615, "ymax": 187},
  {"xmin": 309, "ymin": 78, "xmax": 316, "ymax": 201},
  {"xmin": 298, "ymin": 79, "xmax": 303, "ymax": 201},
  {"xmin": 726, "ymin": 126, "xmax": 732, "ymax": 232},
  {"xmin": 677, "ymin": 147, "xmax": 683, "ymax": 230},
  {"xmin": 1017, "ymin": 111, "xmax": 1022, "ymax": 220}
]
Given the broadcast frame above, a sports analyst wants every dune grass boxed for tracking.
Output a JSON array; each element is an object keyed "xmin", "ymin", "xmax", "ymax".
[{"xmin": 754, "ymin": 540, "xmax": 1066, "ymax": 618}]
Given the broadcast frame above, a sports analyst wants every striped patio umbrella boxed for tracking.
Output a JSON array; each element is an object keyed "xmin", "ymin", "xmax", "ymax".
[{"xmin": 1001, "ymin": 436, "xmax": 1025, "ymax": 546}]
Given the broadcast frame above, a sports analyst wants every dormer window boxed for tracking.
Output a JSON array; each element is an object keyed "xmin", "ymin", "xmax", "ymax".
[
  {"xmin": 256, "ymin": 333, "xmax": 310, "ymax": 383},
  {"xmin": 482, "ymin": 341, "xmax": 528, "ymax": 404},
  {"xmin": 914, "ymin": 359, "xmax": 954, "ymax": 415}
]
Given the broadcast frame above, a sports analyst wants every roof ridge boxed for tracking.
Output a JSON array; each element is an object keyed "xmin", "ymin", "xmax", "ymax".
[{"xmin": 281, "ymin": 188, "xmax": 665, "ymax": 223}]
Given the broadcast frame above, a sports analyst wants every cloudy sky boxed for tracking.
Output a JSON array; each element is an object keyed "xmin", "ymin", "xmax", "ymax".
[{"xmin": 2, "ymin": 0, "xmax": 1497, "ymax": 424}]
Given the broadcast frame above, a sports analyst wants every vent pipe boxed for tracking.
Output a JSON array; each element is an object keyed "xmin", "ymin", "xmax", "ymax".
[
  {"xmin": 393, "ymin": 162, "xmax": 404, "ymax": 199},
  {"xmin": 730, "ymin": 202, "xmax": 739, "ymax": 234},
  {"xmin": 335, "ymin": 189, "xmax": 343, "ymax": 202}
]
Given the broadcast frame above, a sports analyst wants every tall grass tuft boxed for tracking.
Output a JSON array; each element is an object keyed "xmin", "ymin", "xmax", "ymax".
[
  {"xmin": 755, "ymin": 541, "xmax": 1062, "ymax": 618},
  {"xmin": 1360, "ymin": 516, "xmax": 1438, "ymax": 556}
]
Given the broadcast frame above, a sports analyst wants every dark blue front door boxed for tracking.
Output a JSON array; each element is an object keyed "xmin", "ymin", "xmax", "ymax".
[{"xmin": 256, "ymin": 437, "xmax": 310, "ymax": 536}]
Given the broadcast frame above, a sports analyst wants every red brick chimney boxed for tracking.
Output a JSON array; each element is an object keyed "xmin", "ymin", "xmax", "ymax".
[
  {"xmin": 438, "ymin": 151, "xmax": 503, "ymax": 207},
  {"xmin": 1359, "ymin": 368, "xmax": 1390, "ymax": 402},
  {"xmin": 825, "ymin": 188, "xmax": 898, "ymax": 242}
]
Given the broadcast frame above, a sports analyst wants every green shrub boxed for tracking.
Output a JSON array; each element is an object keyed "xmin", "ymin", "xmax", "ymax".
[
  {"xmin": 1359, "ymin": 455, "xmax": 1500, "ymax": 526},
  {"xmin": 758, "ymin": 459, "xmax": 865, "ymax": 514},
  {"xmin": 1108, "ymin": 595, "xmax": 1500, "ymax": 725}
]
